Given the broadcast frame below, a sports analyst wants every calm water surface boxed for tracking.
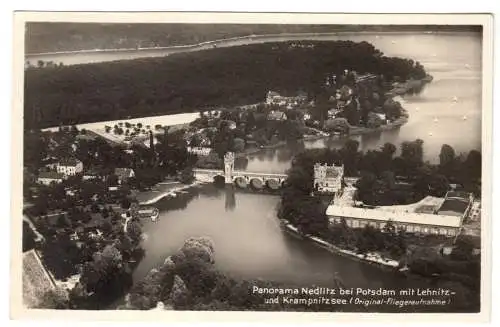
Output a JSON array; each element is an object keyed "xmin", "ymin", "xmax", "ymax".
[
  {"xmin": 33, "ymin": 32, "xmax": 482, "ymax": 299},
  {"xmin": 133, "ymin": 33, "xmax": 482, "ymax": 291}
]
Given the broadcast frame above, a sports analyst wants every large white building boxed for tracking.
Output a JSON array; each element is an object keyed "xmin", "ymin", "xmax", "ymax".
[
  {"xmin": 57, "ymin": 158, "xmax": 83, "ymax": 177},
  {"xmin": 327, "ymin": 205, "xmax": 463, "ymax": 237},
  {"xmin": 266, "ymin": 91, "xmax": 307, "ymax": 107},
  {"xmin": 326, "ymin": 191, "xmax": 474, "ymax": 237}
]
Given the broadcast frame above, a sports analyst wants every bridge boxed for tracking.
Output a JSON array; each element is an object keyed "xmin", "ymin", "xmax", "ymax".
[{"xmin": 193, "ymin": 152, "xmax": 287, "ymax": 190}]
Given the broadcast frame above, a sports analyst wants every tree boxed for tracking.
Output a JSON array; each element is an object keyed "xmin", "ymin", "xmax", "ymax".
[
  {"xmin": 439, "ymin": 144, "xmax": 456, "ymax": 168},
  {"xmin": 232, "ymin": 138, "xmax": 245, "ymax": 153},
  {"xmin": 381, "ymin": 142, "xmax": 396, "ymax": 158},
  {"xmin": 22, "ymin": 221, "xmax": 37, "ymax": 252},
  {"xmin": 400, "ymin": 139, "xmax": 424, "ymax": 172}
]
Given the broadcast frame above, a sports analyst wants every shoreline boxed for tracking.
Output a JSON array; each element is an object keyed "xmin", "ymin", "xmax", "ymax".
[
  {"xmin": 280, "ymin": 219, "xmax": 402, "ymax": 271},
  {"xmin": 235, "ymin": 118, "xmax": 407, "ymax": 160},
  {"xmin": 137, "ymin": 182, "xmax": 201, "ymax": 205},
  {"xmin": 26, "ymin": 31, "xmax": 453, "ymax": 57}
]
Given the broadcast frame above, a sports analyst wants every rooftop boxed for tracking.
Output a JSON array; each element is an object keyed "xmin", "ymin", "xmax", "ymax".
[
  {"xmin": 326, "ymin": 205, "xmax": 463, "ymax": 228},
  {"xmin": 38, "ymin": 171, "xmax": 65, "ymax": 180},
  {"xmin": 59, "ymin": 157, "xmax": 82, "ymax": 167},
  {"xmin": 436, "ymin": 191, "xmax": 473, "ymax": 217},
  {"xmin": 114, "ymin": 168, "xmax": 134, "ymax": 178}
]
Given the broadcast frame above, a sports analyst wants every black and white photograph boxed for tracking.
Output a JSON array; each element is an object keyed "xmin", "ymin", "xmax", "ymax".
[{"xmin": 11, "ymin": 12, "xmax": 492, "ymax": 320}]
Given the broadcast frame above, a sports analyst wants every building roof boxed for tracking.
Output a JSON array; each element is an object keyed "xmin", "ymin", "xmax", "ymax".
[
  {"xmin": 114, "ymin": 168, "xmax": 134, "ymax": 179},
  {"xmin": 325, "ymin": 166, "xmax": 342, "ymax": 178},
  {"xmin": 267, "ymin": 91, "xmax": 280, "ymax": 97},
  {"xmin": 436, "ymin": 191, "xmax": 472, "ymax": 217},
  {"xmin": 58, "ymin": 157, "xmax": 82, "ymax": 167},
  {"xmin": 38, "ymin": 171, "xmax": 65, "ymax": 180},
  {"xmin": 22, "ymin": 249, "xmax": 56, "ymax": 308},
  {"xmin": 326, "ymin": 205, "xmax": 463, "ymax": 228},
  {"xmin": 437, "ymin": 199, "xmax": 470, "ymax": 217},
  {"xmin": 267, "ymin": 111, "xmax": 287, "ymax": 120}
]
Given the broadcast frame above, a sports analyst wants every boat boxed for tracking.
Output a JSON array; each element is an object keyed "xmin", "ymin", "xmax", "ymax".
[
  {"xmin": 452, "ymin": 96, "xmax": 459, "ymax": 102},
  {"xmin": 415, "ymin": 107, "xmax": 420, "ymax": 112},
  {"xmin": 463, "ymin": 115, "xmax": 468, "ymax": 120},
  {"xmin": 391, "ymin": 40, "xmax": 396, "ymax": 44},
  {"xmin": 465, "ymin": 64, "xmax": 471, "ymax": 69},
  {"xmin": 428, "ymin": 132, "xmax": 433, "ymax": 136},
  {"xmin": 433, "ymin": 117, "xmax": 439, "ymax": 123}
]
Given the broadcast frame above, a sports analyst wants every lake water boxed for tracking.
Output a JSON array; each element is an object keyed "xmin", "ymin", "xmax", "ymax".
[
  {"xmin": 131, "ymin": 33, "xmax": 482, "ymax": 293},
  {"xmin": 29, "ymin": 32, "xmax": 482, "ymax": 310}
]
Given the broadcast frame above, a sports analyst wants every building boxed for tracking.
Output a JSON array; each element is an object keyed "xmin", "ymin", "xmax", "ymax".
[
  {"xmin": 57, "ymin": 158, "xmax": 83, "ymax": 176},
  {"xmin": 267, "ymin": 110, "xmax": 287, "ymax": 121},
  {"xmin": 82, "ymin": 169, "xmax": 102, "ymax": 181},
  {"xmin": 313, "ymin": 163, "xmax": 344, "ymax": 193},
  {"xmin": 37, "ymin": 171, "xmax": 65, "ymax": 185},
  {"xmin": 326, "ymin": 205, "xmax": 463, "ymax": 237},
  {"xmin": 266, "ymin": 91, "xmax": 307, "ymax": 107},
  {"xmin": 436, "ymin": 191, "xmax": 474, "ymax": 218},
  {"xmin": 22, "ymin": 249, "xmax": 57, "ymax": 308},
  {"xmin": 187, "ymin": 146, "xmax": 212, "ymax": 156},
  {"xmin": 114, "ymin": 168, "xmax": 135, "ymax": 184}
]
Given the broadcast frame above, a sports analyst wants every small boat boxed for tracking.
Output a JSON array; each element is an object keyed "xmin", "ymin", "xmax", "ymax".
[
  {"xmin": 452, "ymin": 96, "xmax": 459, "ymax": 102},
  {"xmin": 415, "ymin": 107, "xmax": 420, "ymax": 112},
  {"xmin": 465, "ymin": 64, "xmax": 471, "ymax": 69},
  {"xmin": 433, "ymin": 117, "xmax": 439, "ymax": 123},
  {"xmin": 391, "ymin": 40, "xmax": 396, "ymax": 44},
  {"xmin": 428, "ymin": 132, "xmax": 433, "ymax": 136},
  {"xmin": 463, "ymin": 115, "xmax": 468, "ymax": 120}
]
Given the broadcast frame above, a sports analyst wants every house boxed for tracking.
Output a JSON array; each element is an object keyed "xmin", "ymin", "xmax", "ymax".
[
  {"xmin": 187, "ymin": 147, "xmax": 212, "ymax": 156},
  {"xmin": 37, "ymin": 171, "xmax": 65, "ymax": 185},
  {"xmin": 22, "ymin": 249, "xmax": 57, "ymax": 308},
  {"xmin": 57, "ymin": 158, "xmax": 83, "ymax": 177},
  {"xmin": 219, "ymin": 120, "xmax": 237, "ymax": 130},
  {"xmin": 266, "ymin": 90, "xmax": 307, "ymax": 107},
  {"xmin": 114, "ymin": 168, "xmax": 135, "ymax": 184},
  {"xmin": 83, "ymin": 169, "xmax": 102, "ymax": 181},
  {"xmin": 267, "ymin": 110, "xmax": 287, "ymax": 121},
  {"xmin": 374, "ymin": 113, "xmax": 387, "ymax": 123}
]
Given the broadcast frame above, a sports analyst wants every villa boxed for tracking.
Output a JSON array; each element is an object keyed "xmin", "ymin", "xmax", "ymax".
[
  {"xmin": 187, "ymin": 147, "xmax": 212, "ymax": 156},
  {"xmin": 57, "ymin": 158, "xmax": 83, "ymax": 177},
  {"xmin": 37, "ymin": 171, "xmax": 65, "ymax": 185},
  {"xmin": 266, "ymin": 91, "xmax": 307, "ymax": 107}
]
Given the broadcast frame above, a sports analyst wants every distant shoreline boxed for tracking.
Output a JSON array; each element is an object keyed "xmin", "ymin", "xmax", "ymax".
[
  {"xmin": 137, "ymin": 182, "xmax": 200, "ymax": 206},
  {"xmin": 24, "ymin": 31, "xmax": 438, "ymax": 57},
  {"xmin": 25, "ymin": 30, "xmax": 477, "ymax": 58}
]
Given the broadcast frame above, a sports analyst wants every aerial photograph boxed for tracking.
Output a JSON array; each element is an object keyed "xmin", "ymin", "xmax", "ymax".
[{"xmin": 20, "ymin": 20, "xmax": 483, "ymax": 313}]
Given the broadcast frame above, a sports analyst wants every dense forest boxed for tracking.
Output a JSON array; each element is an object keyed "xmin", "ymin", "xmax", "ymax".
[
  {"xmin": 25, "ymin": 40, "xmax": 427, "ymax": 129},
  {"xmin": 26, "ymin": 22, "xmax": 482, "ymax": 54}
]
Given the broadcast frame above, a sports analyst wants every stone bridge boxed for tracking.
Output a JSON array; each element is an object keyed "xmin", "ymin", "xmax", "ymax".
[
  {"xmin": 193, "ymin": 152, "xmax": 287, "ymax": 190},
  {"xmin": 193, "ymin": 168, "xmax": 287, "ymax": 190}
]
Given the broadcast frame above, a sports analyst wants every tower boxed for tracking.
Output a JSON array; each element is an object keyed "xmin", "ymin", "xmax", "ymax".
[{"xmin": 224, "ymin": 152, "xmax": 235, "ymax": 184}]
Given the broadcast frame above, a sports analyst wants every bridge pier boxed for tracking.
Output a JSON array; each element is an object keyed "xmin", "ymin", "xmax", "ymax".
[{"xmin": 193, "ymin": 152, "xmax": 288, "ymax": 189}]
